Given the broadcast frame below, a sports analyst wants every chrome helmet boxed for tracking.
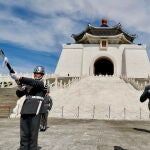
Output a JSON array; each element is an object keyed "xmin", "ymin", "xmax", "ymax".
[{"xmin": 33, "ymin": 66, "xmax": 45, "ymax": 75}]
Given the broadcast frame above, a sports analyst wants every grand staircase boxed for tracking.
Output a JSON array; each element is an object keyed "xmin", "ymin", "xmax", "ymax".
[
  {"xmin": 50, "ymin": 76, "xmax": 149, "ymax": 120},
  {"xmin": 0, "ymin": 88, "xmax": 18, "ymax": 117},
  {"xmin": 9, "ymin": 76, "xmax": 150, "ymax": 120}
]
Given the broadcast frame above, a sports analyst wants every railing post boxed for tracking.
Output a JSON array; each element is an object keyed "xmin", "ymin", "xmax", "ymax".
[
  {"xmin": 77, "ymin": 106, "xmax": 79, "ymax": 118},
  {"xmin": 61, "ymin": 106, "xmax": 64, "ymax": 118},
  {"xmin": 60, "ymin": 80, "xmax": 62, "ymax": 88},
  {"xmin": 92, "ymin": 105, "xmax": 95, "ymax": 119},
  {"xmin": 108, "ymin": 105, "xmax": 111, "ymax": 119},
  {"xmin": 124, "ymin": 107, "xmax": 126, "ymax": 120},
  {"xmin": 8, "ymin": 107, "xmax": 11, "ymax": 118},
  {"xmin": 55, "ymin": 77, "xmax": 58, "ymax": 88},
  {"xmin": 68, "ymin": 79, "xmax": 71, "ymax": 87}
]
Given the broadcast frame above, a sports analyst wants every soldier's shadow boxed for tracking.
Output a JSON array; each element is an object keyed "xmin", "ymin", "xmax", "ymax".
[
  {"xmin": 133, "ymin": 128, "xmax": 150, "ymax": 133},
  {"xmin": 18, "ymin": 146, "xmax": 42, "ymax": 150},
  {"xmin": 38, "ymin": 146, "xmax": 42, "ymax": 150},
  {"xmin": 114, "ymin": 146, "xmax": 127, "ymax": 150}
]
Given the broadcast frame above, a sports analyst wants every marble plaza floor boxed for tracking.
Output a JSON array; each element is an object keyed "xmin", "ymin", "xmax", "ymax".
[{"xmin": 0, "ymin": 118, "xmax": 150, "ymax": 150}]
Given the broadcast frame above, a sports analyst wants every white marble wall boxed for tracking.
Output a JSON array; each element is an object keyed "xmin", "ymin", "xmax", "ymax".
[{"xmin": 55, "ymin": 43, "xmax": 149, "ymax": 78}]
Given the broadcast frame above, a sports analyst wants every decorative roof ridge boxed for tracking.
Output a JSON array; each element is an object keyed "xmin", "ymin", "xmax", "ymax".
[
  {"xmin": 71, "ymin": 22, "xmax": 136, "ymax": 42},
  {"xmin": 71, "ymin": 23, "xmax": 92, "ymax": 38},
  {"xmin": 88, "ymin": 23, "xmax": 117, "ymax": 29},
  {"xmin": 113, "ymin": 23, "xmax": 136, "ymax": 38},
  {"xmin": 87, "ymin": 23, "xmax": 136, "ymax": 38},
  {"xmin": 113, "ymin": 23, "xmax": 122, "ymax": 29}
]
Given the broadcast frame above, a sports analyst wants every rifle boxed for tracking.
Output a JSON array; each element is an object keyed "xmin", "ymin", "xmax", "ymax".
[{"xmin": 0, "ymin": 49, "xmax": 15, "ymax": 73}]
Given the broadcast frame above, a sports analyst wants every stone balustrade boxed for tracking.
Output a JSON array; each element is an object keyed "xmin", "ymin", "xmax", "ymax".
[
  {"xmin": 1, "ymin": 73, "xmax": 149, "ymax": 91},
  {"xmin": 48, "ymin": 77, "xmax": 81, "ymax": 91},
  {"xmin": 120, "ymin": 75, "xmax": 150, "ymax": 91},
  {"xmin": 0, "ymin": 73, "xmax": 53, "ymax": 88},
  {"xmin": 0, "ymin": 73, "xmax": 81, "ymax": 89}
]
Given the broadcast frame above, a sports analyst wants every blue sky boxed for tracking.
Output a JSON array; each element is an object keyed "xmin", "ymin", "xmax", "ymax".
[{"xmin": 0, "ymin": 0, "xmax": 150, "ymax": 74}]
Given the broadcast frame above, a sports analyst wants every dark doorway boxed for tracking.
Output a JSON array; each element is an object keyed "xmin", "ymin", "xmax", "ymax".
[{"xmin": 94, "ymin": 57, "xmax": 114, "ymax": 75}]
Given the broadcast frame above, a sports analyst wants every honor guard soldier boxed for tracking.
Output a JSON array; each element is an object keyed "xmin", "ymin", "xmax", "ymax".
[
  {"xmin": 40, "ymin": 94, "xmax": 53, "ymax": 131},
  {"xmin": 10, "ymin": 66, "xmax": 46, "ymax": 150},
  {"xmin": 39, "ymin": 79, "xmax": 53, "ymax": 132},
  {"xmin": 140, "ymin": 85, "xmax": 150, "ymax": 111}
]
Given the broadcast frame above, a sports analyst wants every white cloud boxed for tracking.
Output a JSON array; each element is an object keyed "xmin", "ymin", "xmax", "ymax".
[{"xmin": 0, "ymin": 0, "xmax": 150, "ymax": 52}]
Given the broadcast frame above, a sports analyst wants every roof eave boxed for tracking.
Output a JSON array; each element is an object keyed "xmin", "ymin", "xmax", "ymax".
[{"xmin": 78, "ymin": 33, "xmax": 132, "ymax": 44}]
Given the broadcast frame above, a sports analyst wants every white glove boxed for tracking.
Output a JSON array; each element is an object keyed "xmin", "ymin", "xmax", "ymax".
[
  {"xmin": 10, "ymin": 73, "xmax": 19, "ymax": 80},
  {"xmin": 18, "ymin": 85, "xmax": 26, "ymax": 91}
]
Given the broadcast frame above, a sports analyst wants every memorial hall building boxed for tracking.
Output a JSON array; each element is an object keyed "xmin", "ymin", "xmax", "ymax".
[{"xmin": 55, "ymin": 19, "xmax": 150, "ymax": 78}]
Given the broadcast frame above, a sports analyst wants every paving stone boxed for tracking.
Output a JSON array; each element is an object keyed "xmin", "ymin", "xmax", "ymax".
[{"xmin": 0, "ymin": 118, "xmax": 150, "ymax": 150}]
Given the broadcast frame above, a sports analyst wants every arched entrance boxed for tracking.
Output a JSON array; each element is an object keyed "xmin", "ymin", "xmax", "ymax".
[{"xmin": 94, "ymin": 57, "xmax": 114, "ymax": 75}]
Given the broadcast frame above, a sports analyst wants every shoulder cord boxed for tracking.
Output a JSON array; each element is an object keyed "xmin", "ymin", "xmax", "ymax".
[{"xmin": 43, "ymin": 79, "xmax": 50, "ymax": 95}]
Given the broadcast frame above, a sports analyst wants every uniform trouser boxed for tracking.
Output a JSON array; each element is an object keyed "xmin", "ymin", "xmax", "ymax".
[
  {"xmin": 40, "ymin": 111, "xmax": 48, "ymax": 128},
  {"xmin": 20, "ymin": 114, "xmax": 41, "ymax": 150}
]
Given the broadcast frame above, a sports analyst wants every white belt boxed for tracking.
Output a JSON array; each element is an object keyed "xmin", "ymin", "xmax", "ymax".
[{"xmin": 26, "ymin": 96, "xmax": 44, "ymax": 100}]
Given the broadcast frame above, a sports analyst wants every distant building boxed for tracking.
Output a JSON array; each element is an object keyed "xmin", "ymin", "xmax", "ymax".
[{"xmin": 55, "ymin": 19, "xmax": 150, "ymax": 78}]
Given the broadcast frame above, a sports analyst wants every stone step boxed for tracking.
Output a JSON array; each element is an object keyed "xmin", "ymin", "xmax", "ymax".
[
  {"xmin": 0, "ymin": 88, "xmax": 18, "ymax": 105},
  {"xmin": 50, "ymin": 76, "xmax": 148, "ymax": 120},
  {"xmin": 0, "ymin": 106, "xmax": 14, "ymax": 118},
  {"xmin": 0, "ymin": 88, "xmax": 17, "ymax": 117}
]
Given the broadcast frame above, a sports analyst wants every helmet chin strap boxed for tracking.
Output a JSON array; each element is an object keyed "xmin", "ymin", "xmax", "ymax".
[
  {"xmin": 34, "ymin": 74, "xmax": 44, "ymax": 80},
  {"xmin": 35, "ymin": 77, "xmax": 43, "ymax": 80}
]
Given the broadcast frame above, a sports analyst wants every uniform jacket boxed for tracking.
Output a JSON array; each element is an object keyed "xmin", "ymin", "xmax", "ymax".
[
  {"xmin": 140, "ymin": 85, "xmax": 150, "ymax": 110},
  {"xmin": 16, "ymin": 77, "xmax": 46, "ymax": 114},
  {"xmin": 41, "ymin": 95, "xmax": 53, "ymax": 113},
  {"xmin": 140, "ymin": 85, "xmax": 150, "ymax": 102}
]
